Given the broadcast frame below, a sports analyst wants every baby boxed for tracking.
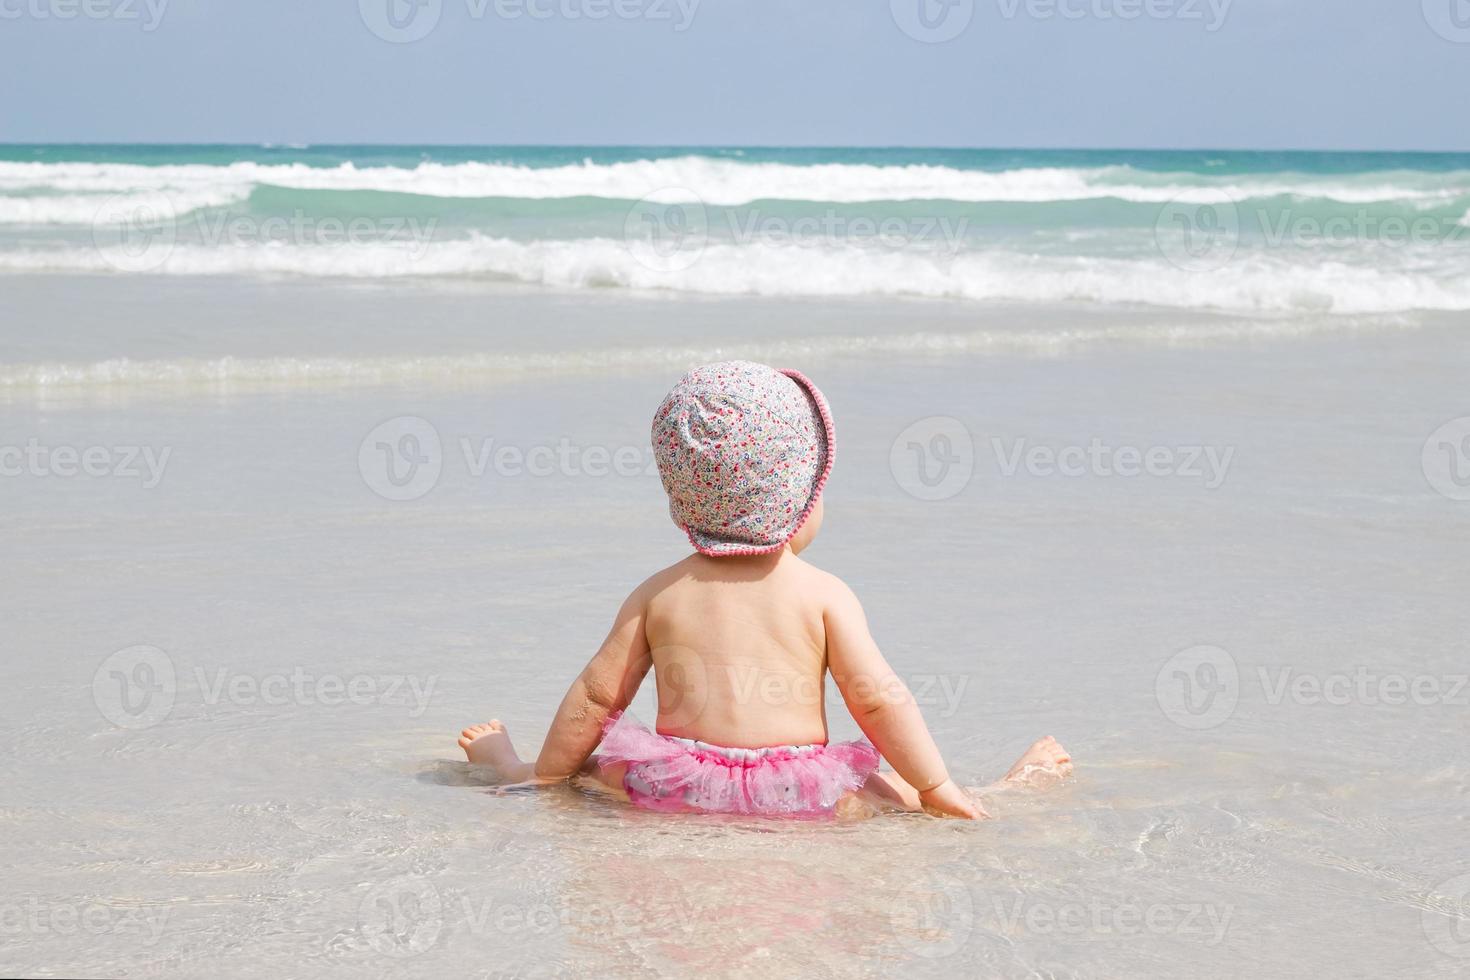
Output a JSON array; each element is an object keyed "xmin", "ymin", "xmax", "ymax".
[{"xmin": 458, "ymin": 360, "xmax": 1071, "ymax": 818}]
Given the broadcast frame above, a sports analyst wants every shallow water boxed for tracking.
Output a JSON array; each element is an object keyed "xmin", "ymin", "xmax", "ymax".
[{"xmin": 2, "ymin": 281, "xmax": 1469, "ymax": 977}]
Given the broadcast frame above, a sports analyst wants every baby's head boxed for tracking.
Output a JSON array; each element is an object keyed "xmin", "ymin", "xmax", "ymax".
[{"xmin": 652, "ymin": 360, "xmax": 834, "ymax": 557}]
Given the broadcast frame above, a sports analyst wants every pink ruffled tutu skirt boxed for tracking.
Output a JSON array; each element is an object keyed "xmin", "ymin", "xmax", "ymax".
[{"xmin": 596, "ymin": 712, "xmax": 879, "ymax": 816}]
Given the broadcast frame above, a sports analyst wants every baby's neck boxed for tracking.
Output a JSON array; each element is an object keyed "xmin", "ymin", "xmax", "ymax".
[{"xmin": 681, "ymin": 548, "xmax": 796, "ymax": 585}]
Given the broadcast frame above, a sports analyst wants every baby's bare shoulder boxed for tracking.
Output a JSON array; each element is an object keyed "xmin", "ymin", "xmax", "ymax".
[
  {"xmin": 630, "ymin": 557, "xmax": 696, "ymax": 602},
  {"xmin": 787, "ymin": 559, "xmax": 861, "ymax": 614},
  {"xmin": 631, "ymin": 555, "xmax": 744, "ymax": 617}
]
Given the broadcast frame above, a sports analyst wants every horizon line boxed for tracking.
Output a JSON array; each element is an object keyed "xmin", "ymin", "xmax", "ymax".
[{"xmin": 2, "ymin": 142, "xmax": 1468, "ymax": 155}]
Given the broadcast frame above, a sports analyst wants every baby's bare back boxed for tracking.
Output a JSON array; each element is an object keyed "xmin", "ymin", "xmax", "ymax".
[{"xmin": 643, "ymin": 553, "xmax": 833, "ymax": 748}]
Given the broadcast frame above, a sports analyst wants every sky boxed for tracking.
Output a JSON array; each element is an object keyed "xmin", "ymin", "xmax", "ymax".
[{"xmin": 2, "ymin": 0, "xmax": 1468, "ymax": 149}]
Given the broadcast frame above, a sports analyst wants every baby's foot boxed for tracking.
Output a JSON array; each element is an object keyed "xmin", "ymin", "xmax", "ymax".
[
  {"xmin": 1002, "ymin": 736, "xmax": 1073, "ymax": 788},
  {"xmin": 458, "ymin": 721, "xmax": 526, "ymax": 775}
]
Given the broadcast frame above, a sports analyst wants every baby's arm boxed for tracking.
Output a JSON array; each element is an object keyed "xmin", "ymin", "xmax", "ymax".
[
  {"xmin": 824, "ymin": 578, "xmax": 980, "ymax": 818},
  {"xmin": 531, "ymin": 585, "xmax": 653, "ymax": 780}
]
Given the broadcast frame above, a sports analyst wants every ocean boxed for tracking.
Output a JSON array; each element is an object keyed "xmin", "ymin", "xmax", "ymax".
[
  {"xmin": 2, "ymin": 146, "xmax": 1468, "ymax": 978},
  {"xmin": 4, "ymin": 145, "xmax": 1470, "ymax": 311}
]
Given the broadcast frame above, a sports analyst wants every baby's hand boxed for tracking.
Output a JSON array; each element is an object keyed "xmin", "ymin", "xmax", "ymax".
[{"xmin": 918, "ymin": 779, "xmax": 988, "ymax": 819}]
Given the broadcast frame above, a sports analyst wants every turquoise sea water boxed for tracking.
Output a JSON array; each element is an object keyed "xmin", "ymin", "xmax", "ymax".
[
  {"xmin": 8, "ymin": 144, "xmax": 1470, "ymax": 173},
  {"xmin": 2, "ymin": 145, "xmax": 1468, "ymax": 314}
]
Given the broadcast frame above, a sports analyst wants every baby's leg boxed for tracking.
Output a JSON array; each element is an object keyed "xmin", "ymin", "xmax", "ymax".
[
  {"xmin": 577, "ymin": 758, "xmax": 630, "ymax": 802},
  {"xmin": 855, "ymin": 736, "xmax": 1074, "ymax": 813},
  {"xmin": 853, "ymin": 771, "xmax": 989, "ymax": 818},
  {"xmin": 458, "ymin": 721, "xmax": 534, "ymax": 782},
  {"xmin": 991, "ymin": 735, "xmax": 1072, "ymax": 790},
  {"xmin": 458, "ymin": 721, "xmax": 629, "ymax": 799},
  {"xmin": 855, "ymin": 771, "xmax": 925, "ymax": 813}
]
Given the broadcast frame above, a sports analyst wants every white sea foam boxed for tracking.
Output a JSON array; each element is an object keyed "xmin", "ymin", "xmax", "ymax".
[
  {"xmin": 0, "ymin": 188, "xmax": 252, "ymax": 225},
  {"xmin": 4, "ymin": 235, "xmax": 1468, "ymax": 315},
  {"xmin": 0, "ymin": 158, "xmax": 1465, "ymax": 216},
  {"xmin": 0, "ymin": 316, "xmax": 1414, "ymax": 392}
]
